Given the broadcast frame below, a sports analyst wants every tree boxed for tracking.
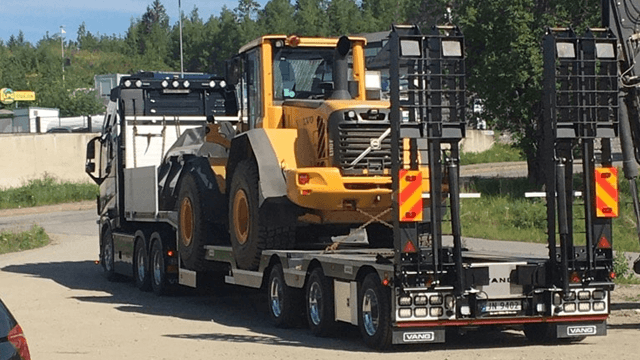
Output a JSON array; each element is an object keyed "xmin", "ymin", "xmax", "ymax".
[
  {"xmin": 326, "ymin": 0, "xmax": 363, "ymax": 36},
  {"xmin": 451, "ymin": 0, "xmax": 600, "ymax": 183},
  {"xmin": 294, "ymin": 0, "xmax": 329, "ymax": 36},
  {"xmin": 258, "ymin": 0, "xmax": 296, "ymax": 35}
]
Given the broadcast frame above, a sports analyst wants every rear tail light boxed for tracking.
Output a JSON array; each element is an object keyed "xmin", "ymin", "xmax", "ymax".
[
  {"xmin": 298, "ymin": 173, "xmax": 310, "ymax": 185},
  {"xmin": 8, "ymin": 324, "xmax": 31, "ymax": 360}
]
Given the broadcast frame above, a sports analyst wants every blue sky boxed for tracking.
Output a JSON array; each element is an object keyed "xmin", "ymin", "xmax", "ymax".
[{"xmin": 0, "ymin": 0, "xmax": 252, "ymax": 45}]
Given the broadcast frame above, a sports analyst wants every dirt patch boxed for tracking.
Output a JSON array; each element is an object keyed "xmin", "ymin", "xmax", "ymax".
[
  {"xmin": 0, "ymin": 201, "xmax": 95, "ymax": 218},
  {"xmin": 609, "ymin": 284, "xmax": 640, "ymax": 328}
]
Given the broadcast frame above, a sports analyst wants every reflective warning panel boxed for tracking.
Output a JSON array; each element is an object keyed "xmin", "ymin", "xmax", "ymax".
[
  {"xmin": 595, "ymin": 167, "xmax": 618, "ymax": 218},
  {"xmin": 399, "ymin": 170, "xmax": 423, "ymax": 222}
]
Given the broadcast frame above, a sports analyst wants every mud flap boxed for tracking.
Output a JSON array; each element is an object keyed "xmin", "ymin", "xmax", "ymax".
[
  {"xmin": 392, "ymin": 328, "xmax": 445, "ymax": 344},
  {"xmin": 555, "ymin": 321, "xmax": 607, "ymax": 338}
]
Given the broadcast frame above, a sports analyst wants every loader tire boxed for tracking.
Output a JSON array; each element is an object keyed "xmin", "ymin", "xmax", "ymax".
[
  {"xmin": 177, "ymin": 172, "xmax": 215, "ymax": 271},
  {"xmin": 229, "ymin": 160, "xmax": 296, "ymax": 270}
]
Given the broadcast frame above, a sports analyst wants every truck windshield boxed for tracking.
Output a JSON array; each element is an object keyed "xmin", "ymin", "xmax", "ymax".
[{"xmin": 273, "ymin": 48, "xmax": 337, "ymax": 100}]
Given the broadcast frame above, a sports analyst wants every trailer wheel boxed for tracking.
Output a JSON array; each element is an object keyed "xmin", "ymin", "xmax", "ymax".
[
  {"xmin": 177, "ymin": 172, "xmax": 213, "ymax": 271},
  {"xmin": 101, "ymin": 228, "xmax": 117, "ymax": 281},
  {"xmin": 133, "ymin": 236, "xmax": 151, "ymax": 291},
  {"xmin": 305, "ymin": 267, "xmax": 336, "ymax": 336},
  {"xmin": 358, "ymin": 273, "xmax": 392, "ymax": 350},
  {"xmin": 150, "ymin": 238, "xmax": 171, "ymax": 296},
  {"xmin": 267, "ymin": 263, "xmax": 303, "ymax": 328},
  {"xmin": 229, "ymin": 160, "xmax": 295, "ymax": 270}
]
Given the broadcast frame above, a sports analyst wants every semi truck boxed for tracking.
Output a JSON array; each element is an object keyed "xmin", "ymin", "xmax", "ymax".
[{"xmin": 85, "ymin": 25, "xmax": 617, "ymax": 349}]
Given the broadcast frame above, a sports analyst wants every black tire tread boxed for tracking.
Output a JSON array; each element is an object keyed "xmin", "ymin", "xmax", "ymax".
[
  {"xmin": 229, "ymin": 160, "xmax": 296, "ymax": 270},
  {"xmin": 177, "ymin": 172, "xmax": 218, "ymax": 271}
]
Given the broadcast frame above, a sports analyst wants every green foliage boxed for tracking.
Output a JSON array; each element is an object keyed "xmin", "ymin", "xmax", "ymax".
[
  {"xmin": 0, "ymin": 175, "xmax": 98, "ymax": 209},
  {"xmin": 460, "ymin": 143, "xmax": 525, "ymax": 165},
  {"xmin": 613, "ymin": 251, "xmax": 640, "ymax": 284},
  {"xmin": 0, "ymin": 0, "xmax": 604, "ymax": 125},
  {"xmin": 459, "ymin": 175, "xmax": 640, "ymax": 253},
  {"xmin": 0, "ymin": 225, "xmax": 50, "ymax": 255}
]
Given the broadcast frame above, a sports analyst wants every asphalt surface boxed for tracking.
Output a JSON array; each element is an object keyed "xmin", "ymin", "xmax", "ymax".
[{"xmin": 0, "ymin": 204, "xmax": 638, "ymax": 359}]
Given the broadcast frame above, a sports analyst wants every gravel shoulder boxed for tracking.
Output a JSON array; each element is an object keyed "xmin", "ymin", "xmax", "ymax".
[{"xmin": 0, "ymin": 205, "xmax": 638, "ymax": 359}]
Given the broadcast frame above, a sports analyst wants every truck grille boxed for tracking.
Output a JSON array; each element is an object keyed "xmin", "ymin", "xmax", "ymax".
[{"xmin": 336, "ymin": 124, "xmax": 400, "ymax": 175}]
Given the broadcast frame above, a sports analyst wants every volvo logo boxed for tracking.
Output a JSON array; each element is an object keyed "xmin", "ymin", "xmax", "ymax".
[
  {"xmin": 370, "ymin": 138, "xmax": 382, "ymax": 150},
  {"xmin": 567, "ymin": 325, "xmax": 596, "ymax": 336},
  {"xmin": 403, "ymin": 331, "xmax": 435, "ymax": 342}
]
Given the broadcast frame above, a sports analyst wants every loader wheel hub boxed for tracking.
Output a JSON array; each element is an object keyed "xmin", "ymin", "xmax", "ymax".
[
  {"xmin": 180, "ymin": 197, "xmax": 194, "ymax": 246},
  {"xmin": 233, "ymin": 190, "xmax": 250, "ymax": 245}
]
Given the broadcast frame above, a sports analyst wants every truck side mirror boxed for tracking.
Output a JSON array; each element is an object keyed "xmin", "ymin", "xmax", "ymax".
[
  {"xmin": 86, "ymin": 139, "xmax": 96, "ymax": 159},
  {"xmin": 85, "ymin": 136, "xmax": 103, "ymax": 185}
]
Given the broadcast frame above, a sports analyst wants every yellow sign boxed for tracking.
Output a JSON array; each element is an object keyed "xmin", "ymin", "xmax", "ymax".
[
  {"xmin": 14, "ymin": 91, "xmax": 35, "ymax": 101},
  {"xmin": 0, "ymin": 88, "xmax": 36, "ymax": 105},
  {"xmin": 1, "ymin": 88, "xmax": 14, "ymax": 105}
]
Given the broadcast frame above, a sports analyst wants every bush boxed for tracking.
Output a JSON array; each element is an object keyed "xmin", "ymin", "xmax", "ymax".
[{"xmin": 0, "ymin": 174, "xmax": 98, "ymax": 209}]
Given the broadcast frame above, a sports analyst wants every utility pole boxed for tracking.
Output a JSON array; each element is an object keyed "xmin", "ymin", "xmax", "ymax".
[
  {"xmin": 60, "ymin": 25, "xmax": 66, "ymax": 84},
  {"xmin": 179, "ymin": 0, "xmax": 184, "ymax": 77}
]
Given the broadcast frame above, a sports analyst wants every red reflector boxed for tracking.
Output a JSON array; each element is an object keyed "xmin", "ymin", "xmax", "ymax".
[
  {"xmin": 610, "ymin": 271, "xmax": 617, "ymax": 279},
  {"xmin": 288, "ymin": 35, "xmax": 301, "ymax": 47},
  {"xmin": 570, "ymin": 272, "xmax": 581, "ymax": 283},
  {"xmin": 301, "ymin": 189, "xmax": 312, "ymax": 196},
  {"xmin": 8, "ymin": 324, "xmax": 31, "ymax": 360},
  {"xmin": 403, "ymin": 240, "xmax": 417, "ymax": 253},
  {"xmin": 382, "ymin": 278, "xmax": 390, "ymax": 286},
  {"xmin": 167, "ymin": 250, "xmax": 174, "ymax": 257},
  {"xmin": 405, "ymin": 211, "xmax": 417, "ymax": 219},
  {"xmin": 602, "ymin": 207, "xmax": 612, "ymax": 214},
  {"xmin": 597, "ymin": 236, "xmax": 612, "ymax": 249},
  {"xmin": 298, "ymin": 173, "xmax": 310, "ymax": 185},
  {"xmin": 405, "ymin": 175, "xmax": 417, "ymax": 182},
  {"xmin": 601, "ymin": 172, "xmax": 611, "ymax": 178}
]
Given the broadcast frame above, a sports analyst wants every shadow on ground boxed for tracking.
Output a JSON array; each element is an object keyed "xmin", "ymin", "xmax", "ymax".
[{"xmin": 1, "ymin": 260, "xmax": 620, "ymax": 352}]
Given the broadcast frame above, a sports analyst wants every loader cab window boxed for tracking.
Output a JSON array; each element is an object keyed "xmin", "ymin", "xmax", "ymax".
[
  {"xmin": 245, "ymin": 49, "xmax": 262, "ymax": 129},
  {"xmin": 272, "ymin": 48, "xmax": 340, "ymax": 100}
]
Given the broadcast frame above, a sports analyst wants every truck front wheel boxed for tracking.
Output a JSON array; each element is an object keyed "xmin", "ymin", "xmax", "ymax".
[
  {"xmin": 358, "ymin": 273, "xmax": 392, "ymax": 349},
  {"xmin": 228, "ymin": 160, "xmax": 295, "ymax": 270}
]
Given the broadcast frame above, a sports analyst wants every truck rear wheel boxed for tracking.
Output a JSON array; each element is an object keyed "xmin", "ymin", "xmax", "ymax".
[
  {"xmin": 267, "ymin": 263, "xmax": 303, "ymax": 328},
  {"xmin": 358, "ymin": 273, "xmax": 392, "ymax": 349},
  {"xmin": 101, "ymin": 227, "xmax": 117, "ymax": 281},
  {"xmin": 177, "ymin": 172, "xmax": 214, "ymax": 270},
  {"xmin": 229, "ymin": 160, "xmax": 295, "ymax": 270},
  {"xmin": 150, "ymin": 236, "xmax": 172, "ymax": 296},
  {"xmin": 305, "ymin": 267, "xmax": 336, "ymax": 336},
  {"xmin": 133, "ymin": 234, "xmax": 151, "ymax": 291}
]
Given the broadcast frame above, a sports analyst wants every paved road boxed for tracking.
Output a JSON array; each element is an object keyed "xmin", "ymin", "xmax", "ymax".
[{"xmin": 0, "ymin": 206, "xmax": 639, "ymax": 359}]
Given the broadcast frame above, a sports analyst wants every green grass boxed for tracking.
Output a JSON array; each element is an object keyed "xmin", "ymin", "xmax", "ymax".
[
  {"xmin": 456, "ymin": 176, "xmax": 640, "ymax": 253},
  {"xmin": 0, "ymin": 175, "xmax": 98, "ymax": 210},
  {"xmin": 460, "ymin": 142, "xmax": 525, "ymax": 165},
  {"xmin": 0, "ymin": 225, "xmax": 50, "ymax": 254}
]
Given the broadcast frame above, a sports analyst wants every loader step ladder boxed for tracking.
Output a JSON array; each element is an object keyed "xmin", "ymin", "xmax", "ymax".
[
  {"xmin": 542, "ymin": 28, "xmax": 618, "ymax": 293},
  {"xmin": 389, "ymin": 25, "xmax": 466, "ymax": 295}
]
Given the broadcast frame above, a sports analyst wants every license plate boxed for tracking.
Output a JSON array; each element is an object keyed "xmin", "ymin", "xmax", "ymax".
[{"xmin": 481, "ymin": 300, "xmax": 522, "ymax": 313}]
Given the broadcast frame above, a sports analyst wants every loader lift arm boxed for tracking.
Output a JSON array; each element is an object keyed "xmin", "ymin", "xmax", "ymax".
[{"xmin": 604, "ymin": 0, "xmax": 640, "ymax": 273}]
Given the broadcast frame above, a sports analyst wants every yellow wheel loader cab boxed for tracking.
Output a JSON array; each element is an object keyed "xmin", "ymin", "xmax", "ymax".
[{"xmin": 224, "ymin": 33, "xmax": 434, "ymax": 265}]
